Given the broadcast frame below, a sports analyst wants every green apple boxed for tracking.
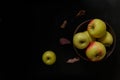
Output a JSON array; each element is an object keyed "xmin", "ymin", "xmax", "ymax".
[
  {"xmin": 87, "ymin": 18, "xmax": 106, "ymax": 38},
  {"xmin": 83, "ymin": 31, "xmax": 95, "ymax": 42},
  {"xmin": 73, "ymin": 32, "xmax": 90, "ymax": 49},
  {"xmin": 42, "ymin": 50, "xmax": 56, "ymax": 65},
  {"xmin": 86, "ymin": 41, "xmax": 106, "ymax": 62},
  {"xmin": 98, "ymin": 31, "xmax": 113, "ymax": 47}
]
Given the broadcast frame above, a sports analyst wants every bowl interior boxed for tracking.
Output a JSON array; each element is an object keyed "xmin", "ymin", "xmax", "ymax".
[{"xmin": 73, "ymin": 19, "xmax": 116, "ymax": 62}]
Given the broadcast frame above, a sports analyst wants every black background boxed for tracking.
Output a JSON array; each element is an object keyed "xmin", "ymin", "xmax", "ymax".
[{"xmin": 30, "ymin": 0, "xmax": 120, "ymax": 80}]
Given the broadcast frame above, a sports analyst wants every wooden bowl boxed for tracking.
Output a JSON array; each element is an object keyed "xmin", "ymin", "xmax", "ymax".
[{"xmin": 73, "ymin": 19, "xmax": 116, "ymax": 62}]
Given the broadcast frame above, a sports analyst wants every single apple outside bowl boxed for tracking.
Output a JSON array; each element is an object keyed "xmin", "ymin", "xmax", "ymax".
[{"xmin": 73, "ymin": 19, "xmax": 116, "ymax": 62}]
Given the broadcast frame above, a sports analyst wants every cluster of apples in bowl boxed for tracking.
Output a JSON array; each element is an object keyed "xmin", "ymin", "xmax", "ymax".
[{"xmin": 73, "ymin": 18, "xmax": 116, "ymax": 62}]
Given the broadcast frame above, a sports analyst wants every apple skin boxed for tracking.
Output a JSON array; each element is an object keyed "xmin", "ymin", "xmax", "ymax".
[
  {"xmin": 87, "ymin": 19, "xmax": 106, "ymax": 38},
  {"xmin": 73, "ymin": 32, "xmax": 90, "ymax": 49},
  {"xmin": 83, "ymin": 31, "xmax": 95, "ymax": 42},
  {"xmin": 98, "ymin": 31, "xmax": 113, "ymax": 47},
  {"xmin": 86, "ymin": 41, "xmax": 106, "ymax": 62},
  {"xmin": 42, "ymin": 50, "xmax": 56, "ymax": 65}
]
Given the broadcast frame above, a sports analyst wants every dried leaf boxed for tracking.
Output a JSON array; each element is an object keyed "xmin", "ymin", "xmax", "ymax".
[
  {"xmin": 60, "ymin": 20, "xmax": 67, "ymax": 29},
  {"xmin": 76, "ymin": 10, "xmax": 86, "ymax": 17},
  {"xmin": 60, "ymin": 37, "xmax": 71, "ymax": 45},
  {"xmin": 66, "ymin": 57, "xmax": 80, "ymax": 63}
]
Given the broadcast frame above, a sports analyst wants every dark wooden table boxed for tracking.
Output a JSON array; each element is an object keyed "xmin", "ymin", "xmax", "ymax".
[{"xmin": 31, "ymin": 0, "xmax": 120, "ymax": 80}]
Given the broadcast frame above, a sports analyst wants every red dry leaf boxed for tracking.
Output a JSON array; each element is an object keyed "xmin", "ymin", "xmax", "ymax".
[
  {"xmin": 75, "ymin": 10, "xmax": 86, "ymax": 17},
  {"xmin": 66, "ymin": 57, "xmax": 80, "ymax": 63},
  {"xmin": 60, "ymin": 20, "xmax": 67, "ymax": 29},
  {"xmin": 60, "ymin": 38, "xmax": 71, "ymax": 45}
]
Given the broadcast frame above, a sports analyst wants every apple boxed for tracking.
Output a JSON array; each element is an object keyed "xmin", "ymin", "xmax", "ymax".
[
  {"xmin": 87, "ymin": 18, "xmax": 106, "ymax": 38},
  {"xmin": 73, "ymin": 32, "xmax": 90, "ymax": 49},
  {"xmin": 86, "ymin": 41, "xmax": 106, "ymax": 62},
  {"xmin": 83, "ymin": 31, "xmax": 95, "ymax": 42},
  {"xmin": 42, "ymin": 50, "xmax": 56, "ymax": 65},
  {"xmin": 98, "ymin": 31, "xmax": 113, "ymax": 47}
]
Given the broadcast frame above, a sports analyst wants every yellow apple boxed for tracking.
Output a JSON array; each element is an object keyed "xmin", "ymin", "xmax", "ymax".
[
  {"xmin": 83, "ymin": 31, "xmax": 95, "ymax": 42},
  {"xmin": 42, "ymin": 50, "xmax": 56, "ymax": 65},
  {"xmin": 98, "ymin": 31, "xmax": 113, "ymax": 47},
  {"xmin": 87, "ymin": 18, "xmax": 106, "ymax": 38},
  {"xmin": 73, "ymin": 32, "xmax": 90, "ymax": 49},
  {"xmin": 86, "ymin": 41, "xmax": 106, "ymax": 62}
]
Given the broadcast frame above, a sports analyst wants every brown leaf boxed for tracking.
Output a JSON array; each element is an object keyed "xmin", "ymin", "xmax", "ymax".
[
  {"xmin": 60, "ymin": 20, "xmax": 67, "ymax": 29},
  {"xmin": 60, "ymin": 37, "xmax": 71, "ymax": 45},
  {"xmin": 75, "ymin": 10, "xmax": 86, "ymax": 17},
  {"xmin": 66, "ymin": 57, "xmax": 80, "ymax": 63}
]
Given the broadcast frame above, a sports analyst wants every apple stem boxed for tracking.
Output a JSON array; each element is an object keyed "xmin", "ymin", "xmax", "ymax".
[
  {"xmin": 95, "ymin": 53, "xmax": 100, "ymax": 58},
  {"xmin": 79, "ymin": 40, "xmax": 85, "ymax": 44},
  {"xmin": 91, "ymin": 26, "xmax": 94, "ymax": 29},
  {"xmin": 47, "ymin": 57, "xmax": 50, "ymax": 60}
]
